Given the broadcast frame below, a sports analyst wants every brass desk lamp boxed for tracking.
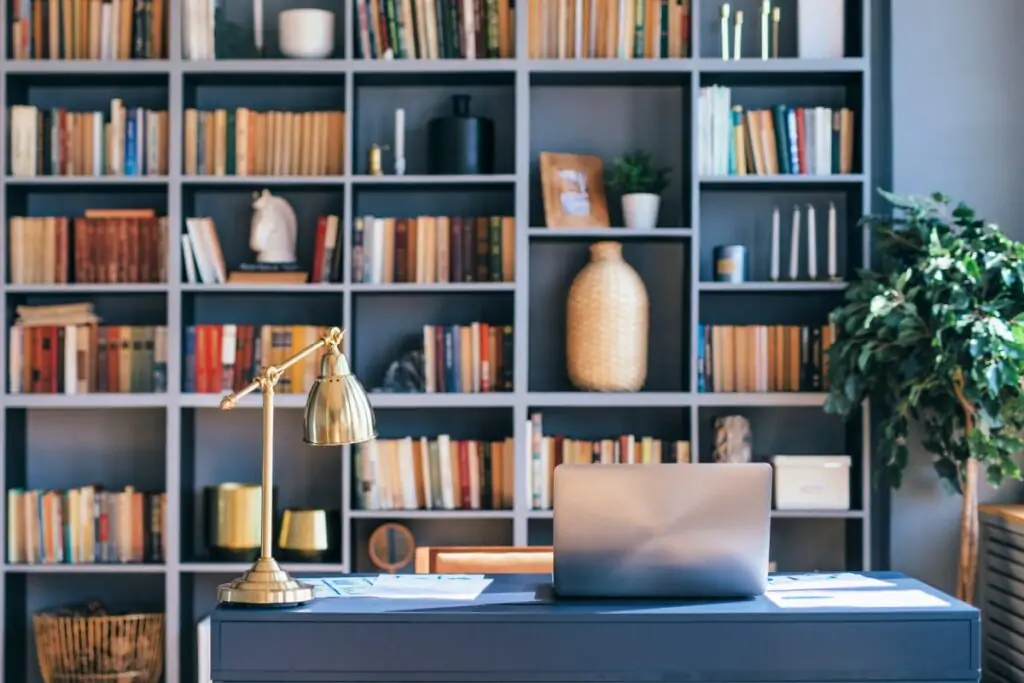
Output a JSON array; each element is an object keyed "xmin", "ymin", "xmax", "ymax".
[{"xmin": 216, "ymin": 327, "xmax": 376, "ymax": 606}]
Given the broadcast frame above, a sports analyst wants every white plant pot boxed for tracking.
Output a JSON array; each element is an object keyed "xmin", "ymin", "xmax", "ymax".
[
  {"xmin": 279, "ymin": 9, "xmax": 335, "ymax": 59},
  {"xmin": 622, "ymin": 193, "xmax": 660, "ymax": 230}
]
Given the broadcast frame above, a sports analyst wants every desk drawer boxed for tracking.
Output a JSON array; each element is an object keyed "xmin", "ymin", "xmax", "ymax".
[{"xmin": 213, "ymin": 617, "xmax": 977, "ymax": 682}]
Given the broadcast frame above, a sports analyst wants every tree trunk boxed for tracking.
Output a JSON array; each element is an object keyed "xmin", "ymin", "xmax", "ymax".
[{"xmin": 956, "ymin": 458, "xmax": 980, "ymax": 604}]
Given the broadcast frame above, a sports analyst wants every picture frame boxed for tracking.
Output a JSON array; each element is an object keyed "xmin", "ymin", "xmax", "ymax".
[{"xmin": 539, "ymin": 152, "xmax": 610, "ymax": 229}]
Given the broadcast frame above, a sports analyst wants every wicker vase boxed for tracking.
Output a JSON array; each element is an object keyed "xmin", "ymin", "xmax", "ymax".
[{"xmin": 566, "ymin": 241, "xmax": 650, "ymax": 391}]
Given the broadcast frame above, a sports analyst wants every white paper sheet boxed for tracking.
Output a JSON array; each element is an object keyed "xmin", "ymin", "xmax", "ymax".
[
  {"xmin": 363, "ymin": 573, "xmax": 493, "ymax": 600},
  {"xmin": 766, "ymin": 572, "xmax": 894, "ymax": 592},
  {"xmin": 767, "ymin": 589, "xmax": 949, "ymax": 609},
  {"xmin": 305, "ymin": 577, "xmax": 375, "ymax": 598}
]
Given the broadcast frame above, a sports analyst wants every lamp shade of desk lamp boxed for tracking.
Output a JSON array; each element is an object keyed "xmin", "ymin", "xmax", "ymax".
[
  {"xmin": 216, "ymin": 327, "xmax": 376, "ymax": 607},
  {"xmin": 304, "ymin": 348, "xmax": 376, "ymax": 446}
]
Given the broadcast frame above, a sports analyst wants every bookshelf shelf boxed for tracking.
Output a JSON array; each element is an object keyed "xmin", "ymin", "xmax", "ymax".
[
  {"xmin": 697, "ymin": 282, "xmax": 848, "ymax": 292},
  {"xmin": 528, "ymin": 392, "xmax": 692, "ymax": 408},
  {"xmin": 180, "ymin": 175, "xmax": 348, "ymax": 186},
  {"xmin": 181, "ymin": 59, "xmax": 347, "ymax": 74},
  {"xmin": 180, "ymin": 284, "xmax": 345, "ymax": 293},
  {"xmin": 526, "ymin": 58, "xmax": 695, "ymax": 73},
  {"xmin": 351, "ymin": 283, "xmax": 516, "ymax": 293},
  {"xmin": 5, "ymin": 176, "xmax": 171, "ymax": 185},
  {"xmin": 348, "ymin": 510, "xmax": 515, "ymax": 520},
  {"xmin": 354, "ymin": 59, "xmax": 519, "ymax": 73},
  {"xmin": 5, "ymin": 394, "xmax": 170, "ymax": 408},
  {"xmin": 0, "ymin": 0, "xmax": 876, "ymax": 680},
  {"xmin": 178, "ymin": 394, "xmax": 309, "ymax": 409},
  {"xmin": 5, "ymin": 60, "xmax": 173, "ymax": 74},
  {"xmin": 350, "ymin": 174, "xmax": 517, "ymax": 185},
  {"xmin": 368, "ymin": 393, "xmax": 516, "ymax": 409},
  {"xmin": 528, "ymin": 228, "xmax": 694, "ymax": 239},
  {"xmin": 695, "ymin": 393, "xmax": 830, "ymax": 407},
  {"xmin": 6, "ymin": 284, "xmax": 171, "ymax": 293},
  {"xmin": 699, "ymin": 174, "xmax": 867, "ymax": 185},
  {"xmin": 4, "ymin": 563, "xmax": 169, "ymax": 573},
  {"xmin": 697, "ymin": 58, "xmax": 867, "ymax": 74}
]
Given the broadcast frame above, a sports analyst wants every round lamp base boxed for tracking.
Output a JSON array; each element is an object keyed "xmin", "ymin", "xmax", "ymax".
[{"xmin": 216, "ymin": 557, "xmax": 315, "ymax": 607}]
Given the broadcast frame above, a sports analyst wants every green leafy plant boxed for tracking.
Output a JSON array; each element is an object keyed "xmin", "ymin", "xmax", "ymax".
[
  {"xmin": 826, "ymin": 190, "xmax": 1024, "ymax": 604},
  {"xmin": 607, "ymin": 151, "xmax": 671, "ymax": 195}
]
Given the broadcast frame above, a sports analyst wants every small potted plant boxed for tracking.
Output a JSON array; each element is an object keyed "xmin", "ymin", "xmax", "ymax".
[{"xmin": 607, "ymin": 151, "xmax": 671, "ymax": 230}]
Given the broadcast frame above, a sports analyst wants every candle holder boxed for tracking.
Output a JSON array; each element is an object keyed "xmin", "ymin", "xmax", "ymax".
[{"xmin": 367, "ymin": 143, "xmax": 388, "ymax": 176}]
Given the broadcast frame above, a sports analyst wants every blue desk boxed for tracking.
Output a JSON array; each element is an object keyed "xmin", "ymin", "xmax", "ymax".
[{"xmin": 210, "ymin": 572, "xmax": 980, "ymax": 683}]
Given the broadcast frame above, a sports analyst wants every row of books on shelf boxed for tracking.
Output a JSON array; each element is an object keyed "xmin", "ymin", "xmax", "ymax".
[
  {"xmin": 184, "ymin": 108, "xmax": 346, "ymax": 177},
  {"xmin": 185, "ymin": 324, "xmax": 329, "ymax": 394},
  {"xmin": 10, "ymin": 303, "xmax": 168, "ymax": 394},
  {"xmin": 698, "ymin": 86, "xmax": 856, "ymax": 177},
  {"xmin": 353, "ymin": 436, "xmax": 515, "ymax": 511},
  {"xmin": 696, "ymin": 323, "xmax": 836, "ymax": 394},
  {"xmin": 6, "ymin": 486, "xmax": 167, "ymax": 565},
  {"xmin": 355, "ymin": 0, "xmax": 515, "ymax": 60},
  {"xmin": 422, "ymin": 323, "xmax": 514, "ymax": 394},
  {"xmin": 527, "ymin": 0, "xmax": 691, "ymax": 60},
  {"xmin": 527, "ymin": 412, "xmax": 691, "ymax": 510},
  {"xmin": 353, "ymin": 215, "xmax": 515, "ymax": 285},
  {"xmin": 11, "ymin": 0, "xmax": 167, "ymax": 60},
  {"xmin": 182, "ymin": 215, "xmax": 342, "ymax": 286},
  {"xmin": 10, "ymin": 210, "xmax": 168, "ymax": 285},
  {"xmin": 10, "ymin": 101, "xmax": 169, "ymax": 178}
]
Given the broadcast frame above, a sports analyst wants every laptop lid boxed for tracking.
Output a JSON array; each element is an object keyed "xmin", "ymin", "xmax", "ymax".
[{"xmin": 552, "ymin": 463, "xmax": 772, "ymax": 598}]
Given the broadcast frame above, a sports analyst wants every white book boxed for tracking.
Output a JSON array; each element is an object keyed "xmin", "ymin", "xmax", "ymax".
[
  {"xmin": 63, "ymin": 325, "xmax": 77, "ymax": 394},
  {"xmin": 181, "ymin": 235, "xmax": 198, "ymax": 284},
  {"xmin": 184, "ymin": 219, "xmax": 215, "ymax": 284}
]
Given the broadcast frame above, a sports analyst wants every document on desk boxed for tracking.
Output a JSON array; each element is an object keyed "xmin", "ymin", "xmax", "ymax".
[
  {"xmin": 766, "ymin": 572, "xmax": 894, "ymax": 592},
  {"xmin": 304, "ymin": 577, "xmax": 375, "ymax": 598},
  {"xmin": 363, "ymin": 573, "xmax": 493, "ymax": 600},
  {"xmin": 767, "ymin": 589, "xmax": 950, "ymax": 609}
]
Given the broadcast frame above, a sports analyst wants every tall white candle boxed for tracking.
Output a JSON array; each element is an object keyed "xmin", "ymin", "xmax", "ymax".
[
  {"xmin": 828, "ymin": 202, "xmax": 838, "ymax": 279},
  {"xmin": 394, "ymin": 108, "xmax": 406, "ymax": 175},
  {"xmin": 253, "ymin": 0, "xmax": 264, "ymax": 54},
  {"xmin": 789, "ymin": 205, "xmax": 800, "ymax": 280},
  {"xmin": 807, "ymin": 204, "xmax": 817, "ymax": 280},
  {"xmin": 770, "ymin": 206, "xmax": 780, "ymax": 281}
]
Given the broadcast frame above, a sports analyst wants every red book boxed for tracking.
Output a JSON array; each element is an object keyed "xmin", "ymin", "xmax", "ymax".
[{"xmin": 311, "ymin": 217, "xmax": 326, "ymax": 282}]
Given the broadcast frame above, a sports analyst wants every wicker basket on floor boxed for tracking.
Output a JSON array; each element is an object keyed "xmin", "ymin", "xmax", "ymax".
[{"xmin": 33, "ymin": 612, "xmax": 164, "ymax": 683}]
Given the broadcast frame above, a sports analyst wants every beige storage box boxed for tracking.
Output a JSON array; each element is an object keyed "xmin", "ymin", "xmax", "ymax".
[{"xmin": 770, "ymin": 455, "xmax": 852, "ymax": 511}]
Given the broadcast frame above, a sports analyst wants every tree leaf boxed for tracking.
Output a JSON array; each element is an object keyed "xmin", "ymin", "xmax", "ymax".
[{"xmin": 825, "ymin": 189, "xmax": 1024, "ymax": 497}]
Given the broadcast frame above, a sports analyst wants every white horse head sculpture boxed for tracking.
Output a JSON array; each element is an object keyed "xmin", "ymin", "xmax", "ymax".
[{"xmin": 250, "ymin": 189, "xmax": 298, "ymax": 264}]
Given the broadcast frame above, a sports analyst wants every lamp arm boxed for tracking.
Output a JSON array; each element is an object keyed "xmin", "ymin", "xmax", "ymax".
[{"xmin": 219, "ymin": 327, "xmax": 346, "ymax": 410}]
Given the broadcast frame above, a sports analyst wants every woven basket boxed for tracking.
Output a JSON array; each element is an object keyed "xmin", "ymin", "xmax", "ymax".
[
  {"xmin": 33, "ymin": 612, "xmax": 164, "ymax": 683},
  {"xmin": 566, "ymin": 241, "xmax": 650, "ymax": 391}
]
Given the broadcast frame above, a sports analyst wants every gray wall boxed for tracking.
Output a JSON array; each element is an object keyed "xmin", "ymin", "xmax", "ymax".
[{"xmin": 888, "ymin": 0, "xmax": 1024, "ymax": 592}]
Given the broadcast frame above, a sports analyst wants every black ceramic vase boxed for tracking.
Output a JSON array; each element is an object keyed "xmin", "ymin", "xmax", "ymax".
[{"xmin": 428, "ymin": 94, "xmax": 495, "ymax": 175}]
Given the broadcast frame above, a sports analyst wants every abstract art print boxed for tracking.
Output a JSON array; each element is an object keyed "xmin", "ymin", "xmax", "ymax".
[{"xmin": 539, "ymin": 152, "xmax": 610, "ymax": 228}]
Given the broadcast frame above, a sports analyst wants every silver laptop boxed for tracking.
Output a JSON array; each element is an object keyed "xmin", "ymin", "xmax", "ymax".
[{"xmin": 552, "ymin": 463, "xmax": 772, "ymax": 599}]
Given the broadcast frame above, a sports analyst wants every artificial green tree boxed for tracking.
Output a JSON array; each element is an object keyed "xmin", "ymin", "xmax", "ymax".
[{"xmin": 826, "ymin": 191, "xmax": 1024, "ymax": 604}]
